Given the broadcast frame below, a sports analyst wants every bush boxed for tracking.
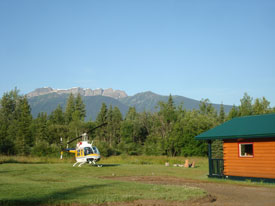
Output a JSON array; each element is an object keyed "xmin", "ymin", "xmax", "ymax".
[
  {"xmin": 96, "ymin": 142, "xmax": 115, "ymax": 157},
  {"xmin": 31, "ymin": 141, "xmax": 60, "ymax": 157}
]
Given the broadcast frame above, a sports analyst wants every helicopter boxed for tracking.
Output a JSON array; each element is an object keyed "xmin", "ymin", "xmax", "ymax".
[{"xmin": 60, "ymin": 123, "xmax": 107, "ymax": 167}]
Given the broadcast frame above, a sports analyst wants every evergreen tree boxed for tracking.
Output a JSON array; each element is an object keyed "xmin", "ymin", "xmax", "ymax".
[
  {"xmin": 106, "ymin": 105, "xmax": 113, "ymax": 145},
  {"xmin": 0, "ymin": 89, "xmax": 21, "ymax": 154},
  {"xmin": 74, "ymin": 93, "xmax": 86, "ymax": 121},
  {"xmin": 96, "ymin": 103, "xmax": 108, "ymax": 124},
  {"xmin": 199, "ymin": 98, "xmax": 217, "ymax": 116},
  {"xmin": 49, "ymin": 105, "xmax": 65, "ymax": 125},
  {"xmin": 112, "ymin": 107, "xmax": 123, "ymax": 145},
  {"xmin": 65, "ymin": 93, "xmax": 75, "ymax": 124},
  {"xmin": 227, "ymin": 105, "xmax": 239, "ymax": 120},
  {"xmin": 106, "ymin": 105, "xmax": 123, "ymax": 147},
  {"xmin": 158, "ymin": 94, "xmax": 177, "ymax": 124},
  {"xmin": 125, "ymin": 107, "xmax": 138, "ymax": 121},
  {"xmin": 34, "ymin": 112, "xmax": 48, "ymax": 144},
  {"xmin": 15, "ymin": 96, "xmax": 33, "ymax": 155},
  {"xmin": 219, "ymin": 103, "xmax": 225, "ymax": 123},
  {"xmin": 95, "ymin": 103, "xmax": 108, "ymax": 142},
  {"xmin": 0, "ymin": 109, "xmax": 14, "ymax": 154}
]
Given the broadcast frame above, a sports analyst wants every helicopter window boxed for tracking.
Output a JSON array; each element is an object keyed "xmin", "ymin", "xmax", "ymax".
[
  {"xmin": 77, "ymin": 150, "xmax": 80, "ymax": 156},
  {"xmin": 84, "ymin": 147, "xmax": 93, "ymax": 155},
  {"xmin": 92, "ymin": 146, "xmax": 100, "ymax": 154}
]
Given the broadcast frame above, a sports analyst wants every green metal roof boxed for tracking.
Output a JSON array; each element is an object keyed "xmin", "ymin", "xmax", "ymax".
[{"xmin": 196, "ymin": 113, "xmax": 275, "ymax": 140}]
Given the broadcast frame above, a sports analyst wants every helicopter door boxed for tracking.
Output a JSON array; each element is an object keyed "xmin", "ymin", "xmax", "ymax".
[{"xmin": 76, "ymin": 149, "xmax": 80, "ymax": 157}]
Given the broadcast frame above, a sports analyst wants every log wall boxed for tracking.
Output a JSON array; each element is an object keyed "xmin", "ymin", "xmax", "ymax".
[{"xmin": 223, "ymin": 138, "xmax": 275, "ymax": 179}]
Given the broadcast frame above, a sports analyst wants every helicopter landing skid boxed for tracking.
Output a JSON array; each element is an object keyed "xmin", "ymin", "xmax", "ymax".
[
  {"xmin": 88, "ymin": 160, "xmax": 102, "ymax": 167},
  {"xmin": 73, "ymin": 162, "xmax": 86, "ymax": 167}
]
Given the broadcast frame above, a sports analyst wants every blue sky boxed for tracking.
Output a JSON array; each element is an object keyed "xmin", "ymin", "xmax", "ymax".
[{"xmin": 0, "ymin": 0, "xmax": 274, "ymax": 106}]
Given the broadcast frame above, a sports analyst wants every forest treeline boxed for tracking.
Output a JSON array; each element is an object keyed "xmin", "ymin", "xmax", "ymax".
[{"xmin": 0, "ymin": 89, "xmax": 274, "ymax": 157}]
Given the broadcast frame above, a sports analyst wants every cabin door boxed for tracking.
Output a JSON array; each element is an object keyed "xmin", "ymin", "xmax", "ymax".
[{"xmin": 211, "ymin": 159, "xmax": 224, "ymax": 177}]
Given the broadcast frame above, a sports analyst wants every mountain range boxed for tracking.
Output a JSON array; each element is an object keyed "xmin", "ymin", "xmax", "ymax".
[
  {"xmin": 27, "ymin": 87, "xmax": 232, "ymax": 120},
  {"xmin": 27, "ymin": 87, "xmax": 127, "ymax": 99}
]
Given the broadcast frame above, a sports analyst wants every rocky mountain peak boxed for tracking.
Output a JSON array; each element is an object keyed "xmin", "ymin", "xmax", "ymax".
[{"xmin": 27, "ymin": 87, "xmax": 128, "ymax": 99}]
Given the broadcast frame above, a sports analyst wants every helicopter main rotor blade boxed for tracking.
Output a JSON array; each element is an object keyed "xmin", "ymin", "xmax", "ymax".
[
  {"xmin": 66, "ymin": 134, "xmax": 83, "ymax": 145},
  {"xmin": 66, "ymin": 122, "xmax": 107, "ymax": 145},
  {"xmin": 86, "ymin": 122, "xmax": 107, "ymax": 134}
]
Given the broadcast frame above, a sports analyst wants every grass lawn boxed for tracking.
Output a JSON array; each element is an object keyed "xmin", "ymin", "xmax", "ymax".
[{"xmin": 0, "ymin": 156, "xmax": 207, "ymax": 205}]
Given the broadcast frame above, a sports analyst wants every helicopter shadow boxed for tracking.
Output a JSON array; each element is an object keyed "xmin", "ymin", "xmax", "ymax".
[{"xmin": 93, "ymin": 164, "xmax": 120, "ymax": 167}]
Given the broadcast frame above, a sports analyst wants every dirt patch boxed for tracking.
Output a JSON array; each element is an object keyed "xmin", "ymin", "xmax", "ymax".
[
  {"xmin": 48, "ymin": 195, "xmax": 215, "ymax": 206},
  {"xmin": 93, "ymin": 195, "xmax": 215, "ymax": 206},
  {"xmin": 103, "ymin": 176, "xmax": 275, "ymax": 206}
]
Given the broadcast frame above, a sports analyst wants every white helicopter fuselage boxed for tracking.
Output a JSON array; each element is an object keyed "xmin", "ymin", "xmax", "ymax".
[{"xmin": 67, "ymin": 141, "xmax": 101, "ymax": 167}]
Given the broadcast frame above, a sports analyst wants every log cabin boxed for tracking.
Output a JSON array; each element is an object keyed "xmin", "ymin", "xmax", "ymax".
[{"xmin": 196, "ymin": 113, "xmax": 275, "ymax": 183}]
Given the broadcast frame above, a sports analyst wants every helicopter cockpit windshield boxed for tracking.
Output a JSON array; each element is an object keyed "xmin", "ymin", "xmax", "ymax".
[
  {"xmin": 84, "ymin": 147, "xmax": 93, "ymax": 155},
  {"xmin": 84, "ymin": 146, "xmax": 100, "ymax": 155},
  {"xmin": 92, "ymin": 146, "xmax": 100, "ymax": 154}
]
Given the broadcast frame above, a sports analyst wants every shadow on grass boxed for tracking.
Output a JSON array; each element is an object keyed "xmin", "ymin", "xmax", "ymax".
[
  {"xmin": 90, "ymin": 164, "xmax": 120, "ymax": 167},
  {"xmin": 0, "ymin": 169, "xmax": 26, "ymax": 174},
  {"xmin": 98, "ymin": 164, "xmax": 120, "ymax": 167},
  {"xmin": 0, "ymin": 183, "xmax": 114, "ymax": 206},
  {"xmin": 0, "ymin": 159, "xmax": 51, "ymax": 164}
]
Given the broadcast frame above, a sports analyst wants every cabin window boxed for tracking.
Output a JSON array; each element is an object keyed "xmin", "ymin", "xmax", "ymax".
[
  {"xmin": 239, "ymin": 143, "xmax": 253, "ymax": 157},
  {"xmin": 77, "ymin": 150, "xmax": 80, "ymax": 156}
]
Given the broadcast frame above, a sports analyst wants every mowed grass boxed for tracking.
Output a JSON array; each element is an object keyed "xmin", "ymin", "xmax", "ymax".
[{"xmin": 0, "ymin": 156, "xmax": 207, "ymax": 205}]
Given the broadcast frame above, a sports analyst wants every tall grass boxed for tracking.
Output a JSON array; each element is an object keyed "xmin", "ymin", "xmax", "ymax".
[
  {"xmin": 0, "ymin": 155, "xmax": 75, "ymax": 164},
  {"xmin": 0, "ymin": 154, "xmax": 208, "ymax": 166},
  {"xmin": 101, "ymin": 155, "xmax": 208, "ymax": 166}
]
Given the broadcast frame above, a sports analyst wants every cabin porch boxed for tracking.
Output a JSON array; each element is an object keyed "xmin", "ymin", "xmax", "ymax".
[{"xmin": 207, "ymin": 140, "xmax": 224, "ymax": 177}]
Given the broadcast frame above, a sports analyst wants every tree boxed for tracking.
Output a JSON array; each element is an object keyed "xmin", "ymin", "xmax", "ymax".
[
  {"xmin": 65, "ymin": 93, "xmax": 75, "ymax": 124},
  {"xmin": 158, "ymin": 94, "xmax": 177, "ymax": 124},
  {"xmin": 49, "ymin": 105, "xmax": 65, "ymax": 125},
  {"xmin": 180, "ymin": 110, "xmax": 216, "ymax": 156},
  {"xmin": 199, "ymin": 99, "xmax": 217, "ymax": 116},
  {"xmin": 0, "ymin": 109, "xmax": 14, "ymax": 154},
  {"xmin": 74, "ymin": 93, "xmax": 86, "ymax": 121},
  {"xmin": 112, "ymin": 106, "xmax": 123, "ymax": 144},
  {"xmin": 219, "ymin": 103, "xmax": 225, "ymax": 123},
  {"xmin": 34, "ymin": 112, "xmax": 48, "ymax": 144},
  {"xmin": 239, "ymin": 93, "xmax": 253, "ymax": 116},
  {"xmin": 125, "ymin": 107, "xmax": 138, "ymax": 121},
  {"xmin": 15, "ymin": 96, "xmax": 33, "ymax": 155},
  {"xmin": 96, "ymin": 103, "xmax": 108, "ymax": 124},
  {"xmin": 252, "ymin": 97, "xmax": 271, "ymax": 115},
  {"xmin": 227, "ymin": 105, "xmax": 239, "ymax": 120},
  {"xmin": 0, "ymin": 89, "xmax": 23, "ymax": 155},
  {"xmin": 95, "ymin": 103, "xmax": 108, "ymax": 142}
]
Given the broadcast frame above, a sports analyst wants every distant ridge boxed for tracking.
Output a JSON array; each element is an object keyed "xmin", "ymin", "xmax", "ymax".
[
  {"xmin": 27, "ymin": 87, "xmax": 232, "ymax": 120},
  {"xmin": 120, "ymin": 91, "xmax": 232, "ymax": 113}
]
